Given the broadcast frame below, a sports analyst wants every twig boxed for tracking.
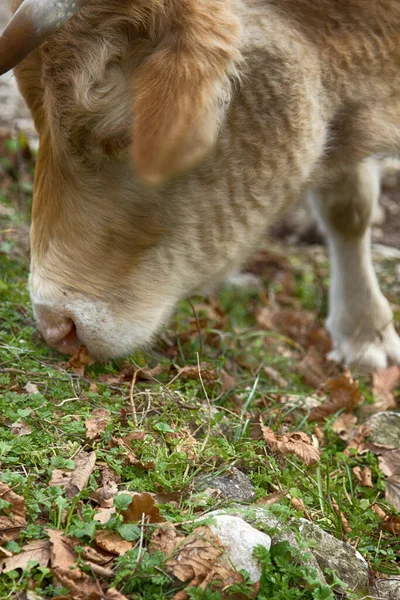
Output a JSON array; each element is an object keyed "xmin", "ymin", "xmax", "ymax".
[
  {"xmin": 188, "ymin": 298, "xmax": 204, "ymax": 358},
  {"xmin": 198, "ymin": 352, "xmax": 211, "ymax": 453},
  {"xmin": 129, "ymin": 370, "xmax": 138, "ymax": 427}
]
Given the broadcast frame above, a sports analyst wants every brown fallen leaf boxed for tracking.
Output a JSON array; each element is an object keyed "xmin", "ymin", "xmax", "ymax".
[
  {"xmin": 52, "ymin": 565, "xmax": 103, "ymax": 599},
  {"xmin": 385, "ymin": 475, "xmax": 400, "ymax": 512},
  {"xmin": 297, "ymin": 346, "xmax": 327, "ymax": 389},
  {"xmin": 10, "ymin": 420, "xmax": 32, "ymax": 436},
  {"xmin": 121, "ymin": 492, "xmax": 165, "ymax": 524},
  {"xmin": 1, "ymin": 539, "xmax": 50, "ymax": 573},
  {"xmin": 149, "ymin": 522, "xmax": 185, "ymax": 556},
  {"xmin": 24, "ymin": 381, "xmax": 40, "ymax": 395},
  {"xmin": 291, "ymin": 497, "xmax": 312, "ymax": 520},
  {"xmin": 313, "ymin": 425, "xmax": 325, "ymax": 446},
  {"xmin": 67, "ymin": 345, "xmax": 94, "ymax": 377},
  {"xmin": 379, "ymin": 449, "xmax": 400, "ymax": 477},
  {"xmin": 49, "ymin": 468, "xmax": 74, "ymax": 488},
  {"xmin": 256, "ymin": 490, "xmax": 289, "ymax": 506},
  {"xmin": 219, "ymin": 369, "xmax": 236, "ymax": 394},
  {"xmin": 106, "ymin": 589, "xmax": 130, "ymax": 600},
  {"xmin": 47, "ymin": 529, "xmax": 76, "ymax": 570},
  {"xmin": 308, "ymin": 371, "xmax": 363, "ymax": 421},
  {"xmin": 381, "ymin": 515, "xmax": 400, "ymax": 535},
  {"xmin": 263, "ymin": 365, "xmax": 288, "ymax": 388},
  {"xmin": 0, "ymin": 483, "xmax": 26, "ymax": 544},
  {"xmin": 367, "ymin": 366, "xmax": 400, "ymax": 414},
  {"xmin": 332, "ymin": 500, "xmax": 351, "ymax": 533},
  {"xmin": 176, "ymin": 363, "xmax": 217, "ymax": 382},
  {"xmin": 332, "ymin": 413, "xmax": 358, "ymax": 441},
  {"xmin": 94, "ymin": 507, "xmax": 116, "ymax": 525},
  {"xmin": 95, "ymin": 530, "xmax": 134, "ymax": 556},
  {"xmin": 352, "ymin": 466, "xmax": 373, "ymax": 487},
  {"xmin": 344, "ymin": 424, "xmax": 372, "ymax": 455},
  {"xmin": 85, "ymin": 408, "xmax": 111, "ymax": 440},
  {"xmin": 166, "ymin": 428, "xmax": 198, "ymax": 461},
  {"xmin": 80, "ymin": 544, "xmax": 114, "ymax": 566},
  {"xmin": 166, "ymin": 525, "xmax": 247, "ymax": 595},
  {"xmin": 66, "ymin": 451, "xmax": 96, "ymax": 498},
  {"xmin": 111, "ymin": 437, "xmax": 155, "ymax": 471},
  {"xmin": 95, "ymin": 467, "xmax": 119, "ymax": 507},
  {"xmin": 261, "ymin": 422, "xmax": 321, "ymax": 465}
]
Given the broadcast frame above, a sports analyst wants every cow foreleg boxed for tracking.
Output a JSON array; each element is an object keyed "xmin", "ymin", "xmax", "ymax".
[{"xmin": 311, "ymin": 158, "xmax": 400, "ymax": 370}]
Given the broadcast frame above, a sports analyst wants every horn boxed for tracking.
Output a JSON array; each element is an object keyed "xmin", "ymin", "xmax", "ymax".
[{"xmin": 0, "ymin": 0, "xmax": 92, "ymax": 76}]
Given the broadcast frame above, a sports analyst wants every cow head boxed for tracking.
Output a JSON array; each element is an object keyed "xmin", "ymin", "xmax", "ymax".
[{"xmin": 2, "ymin": 0, "xmax": 242, "ymax": 357}]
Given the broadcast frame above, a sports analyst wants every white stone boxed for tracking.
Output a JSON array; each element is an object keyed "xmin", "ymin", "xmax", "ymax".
[{"xmin": 198, "ymin": 513, "xmax": 271, "ymax": 583}]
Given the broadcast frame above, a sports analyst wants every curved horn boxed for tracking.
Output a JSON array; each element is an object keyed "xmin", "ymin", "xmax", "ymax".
[{"xmin": 0, "ymin": 0, "xmax": 92, "ymax": 76}]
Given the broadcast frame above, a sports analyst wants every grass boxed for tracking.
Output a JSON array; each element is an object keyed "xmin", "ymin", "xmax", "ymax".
[{"xmin": 0, "ymin": 135, "xmax": 399, "ymax": 599}]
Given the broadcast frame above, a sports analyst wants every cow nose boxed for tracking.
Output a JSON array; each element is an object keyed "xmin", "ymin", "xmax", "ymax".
[{"xmin": 34, "ymin": 305, "xmax": 81, "ymax": 355}]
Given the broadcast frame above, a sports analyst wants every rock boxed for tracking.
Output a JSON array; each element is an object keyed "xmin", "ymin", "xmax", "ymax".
[
  {"xmin": 298, "ymin": 521, "xmax": 369, "ymax": 595},
  {"xmin": 366, "ymin": 412, "xmax": 400, "ymax": 448},
  {"xmin": 372, "ymin": 578, "xmax": 400, "ymax": 600},
  {"xmin": 194, "ymin": 467, "xmax": 256, "ymax": 503},
  {"xmin": 203, "ymin": 506, "xmax": 327, "ymax": 584},
  {"xmin": 198, "ymin": 513, "xmax": 271, "ymax": 583}
]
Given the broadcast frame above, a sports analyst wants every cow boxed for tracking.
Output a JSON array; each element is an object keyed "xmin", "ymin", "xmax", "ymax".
[{"xmin": 1, "ymin": 0, "xmax": 400, "ymax": 369}]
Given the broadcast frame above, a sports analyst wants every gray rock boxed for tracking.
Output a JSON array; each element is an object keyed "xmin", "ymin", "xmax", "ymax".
[
  {"xmin": 298, "ymin": 521, "xmax": 369, "ymax": 595},
  {"xmin": 372, "ymin": 578, "xmax": 400, "ymax": 600},
  {"xmin": 366, "ymin": 412, "xmax": 400, "ymax": 448},
  {"xmin": 200, "ymin": 514, "xmax": 271, "ymax": 583},
  {"xmin": 194, "ymin": 466, "xmax": 256, "ymax": 503}
]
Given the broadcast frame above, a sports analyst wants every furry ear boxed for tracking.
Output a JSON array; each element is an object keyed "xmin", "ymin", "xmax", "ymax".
[{"xmin": 132, "ymin": 0, "xmax": 241, "ymax": 184}]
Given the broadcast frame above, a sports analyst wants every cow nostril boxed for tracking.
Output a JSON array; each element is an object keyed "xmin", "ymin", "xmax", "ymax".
[
  {"xmin": 58, "ymin": 322, "xmax": 80, "ymax": 354},
  {"xmin": 34, "ymin": 305, "xmax": 82, "ymax": 355}
]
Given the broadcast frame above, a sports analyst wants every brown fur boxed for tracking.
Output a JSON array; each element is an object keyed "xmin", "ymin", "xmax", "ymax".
[{"xmin": 7, "ymin": 0, "xmax": 400, "ymax": 362}]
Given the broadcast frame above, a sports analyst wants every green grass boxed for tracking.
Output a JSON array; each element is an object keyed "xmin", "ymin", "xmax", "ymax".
[{"xmin": 0, "ymin": 136, "xmax": 399, "ymax": 599}]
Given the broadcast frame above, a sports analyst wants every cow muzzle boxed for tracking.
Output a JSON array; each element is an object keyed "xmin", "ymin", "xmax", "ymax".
[{"xmin": 34, "ymin": 304, "xmax": 82, "ymax": 355}]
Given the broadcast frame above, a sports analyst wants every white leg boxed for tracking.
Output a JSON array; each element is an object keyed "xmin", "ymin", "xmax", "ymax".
[{"xmin": 311, "ymin": 158, "xmax": 400, "ymax": 370}]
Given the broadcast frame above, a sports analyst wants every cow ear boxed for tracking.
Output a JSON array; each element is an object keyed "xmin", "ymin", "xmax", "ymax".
[{"xmin": 131, "ymin": 1, "xmax": 241, "ymax": 184}]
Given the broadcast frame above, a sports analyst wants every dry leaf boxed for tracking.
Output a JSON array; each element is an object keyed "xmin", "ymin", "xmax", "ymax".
[
  {"xmin": 1, "ymin": 539, "xmax": 50, "ymax": 573},
  {"xmin": 261, "ymin": 422, "xmax": 321, "ymax": 465},
  {"xmin": 149, "ymin": 522, "xmax": 185, "ymax": 556},
  {"xmin": 297, "ymin": 346, "xmax": 327, "ymax": 389},
  {"xmin": 67, "ymin": 345, "xmax": 94, "ymax": 377},
  {"xmin": 344, "ymin": 424, "xmax": 372, "ymax": 455},
  {"xmin": 96, "ymin": 467, "xmax": 119, "ymax": 506},
  {"xmin": 256, "ymin": 490, "xmax": 288, "ymax": 506},
  {"xmin": 385, "ymin": 475, "xmax": 400, "ymax": 512},
  {"xmin": 313, "ymin": 425, "xmax": 325, "ymax": 446},
  {"xmin": 24, "ymin": 382, "xmax": 40, "ymax": 395},
  {"xmin": 308, "ymin": 371, "xmax": 363, "ymax": 421},
  {"xmin": 80, "ymin": 544, "xmax": 114, "ymax": 566},
  {"xmin": 49, "ymin": 468, "xmax": 74, "ymax": 488},
  {"xmin": 219, "ymin": 369, "xmax": 236, "ymax": 394},
  {"xmin": 291, "ymin": 497, "xmax": 312, "ymax": 520},
  {"xmin": 368, "ymin": 366, "xmax": 400, "ymax": 413},
  {"xmin": 66, "ymin": 451, "xmax": 96, "ymax": 498},
  {"xmin": 106, "ymin": 589, "xmax": 130, "ymax": 600},
  {"xmin": 0, "ymin": 483, "xmax": 26, "ymax": 544},
  {"xmin": 10, "ymin": 420, "xmax": 31, "ymax": 436},
  {"xmin": 47, "ymin": 529, "xmax": 76, "ymax": 570},
  {"xmin": 379, "ymin": 449, "xmax": 400, "ymax": 477},
  {"xmin": 111, "ymin": 437, "xmax": 155, "ymax": 470},
  {"xmin": 121, "ymin": 492, "xmax": 165, "ymax": 524},
  {"xmin": 381, "ymin": 515, "xmax": 400, "ymax": 535},
  {"xmin": 332, "ymin": 500, "xmax": 351, "ymax": 533},
  {"xmin": 352, "ymin": 466, "xmax": 373, "ymax": 487},
  {"xmin": 166, "ymin": 525, "xmax": 246, "ymax": 595},
  {"xmin": 176, "ymin": 364, "xmax": 217, "ymax": 382},
  {"xmin": 263, "ymin": 366, "xmax": 288, "ymax": 388},
  {"xmin": 52, "ymin": 565, "xmax": 102, "ymax": 599},
  {"xmin": 85, "ymin": 408, "xmax": 111, "ymax": 440},
  {"xmin": 166, "ymin": 428, "xmax": 197, "ymax": 460},
  {"xmin": 332, "ymin": 413, "xmax": 357, "ymax": 441},
  {"xmin": 95, "ymin": 531, "xmax": 133, "ymax": 556},
  {"xmin": 94, "ymin": 507, "xmax": 116, "ymax": 525}
]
